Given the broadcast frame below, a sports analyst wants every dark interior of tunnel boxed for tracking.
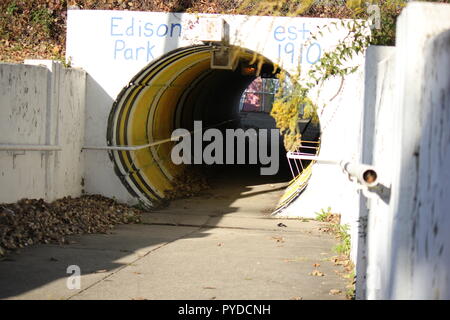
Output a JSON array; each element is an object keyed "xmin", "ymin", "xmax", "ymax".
[{"xmin": 177, "ymin": 65, "xmax": 290, "ymax": 184}]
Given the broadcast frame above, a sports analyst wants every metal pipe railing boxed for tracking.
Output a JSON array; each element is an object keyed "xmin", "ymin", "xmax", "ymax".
[
  {"xmin": 0, "ymin": 144, "xmax": 61, "ymax": 151},
  {"xmin": 82, "ymin": 137, "xmax": 178, "ymax": 151},
  {"xmin": 83, "ymin": 119, "xmax": 237, "ymax": 151},
  {"xmin": 287, "ymin": 151, "xmax": 379, "ymax": 187}
]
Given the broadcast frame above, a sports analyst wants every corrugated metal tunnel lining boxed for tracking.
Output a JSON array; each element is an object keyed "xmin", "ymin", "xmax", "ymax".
[{"xmin": 107, "ymin": 44, "xmax": 319, "ymax": 208}]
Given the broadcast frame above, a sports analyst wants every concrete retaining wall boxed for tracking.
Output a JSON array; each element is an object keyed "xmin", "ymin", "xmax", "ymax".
[
  {"xmin": 0, "ymin": 61, "xmax": 86, "ymax": 203},
  {"xmin": 357, "ymin": 2, "xmax": 450, "ymax": 299},
  {"xmin": 357, "ymin": 45, "xmax": 396, "ymax": 299}
]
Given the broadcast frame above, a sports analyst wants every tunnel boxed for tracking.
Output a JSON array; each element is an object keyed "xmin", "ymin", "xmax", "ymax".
[{"xmin": 107, "ymin": 44, "xmax": 320, "ymax": 210}]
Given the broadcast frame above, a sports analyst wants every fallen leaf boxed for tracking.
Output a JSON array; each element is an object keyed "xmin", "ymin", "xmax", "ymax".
[
  {"xmin": 52, "ymin": 46, "xmax": 61, "ymax": 54},
  {"xmin": 271, "ymin": 236, "xmax": 284, "ymax": 243},
  {"xmin": 329, "ymin": 289, "xmax": 342, "ymax": 295},
  {"xmin": 310, "ymin": 270, "xmax": 325, "ymax": 277}
]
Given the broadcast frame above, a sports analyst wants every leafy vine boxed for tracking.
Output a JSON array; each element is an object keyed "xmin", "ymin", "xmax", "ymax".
[{"xmin": 270, "ymin": 19, "xmax": 371, "ymax": 150}]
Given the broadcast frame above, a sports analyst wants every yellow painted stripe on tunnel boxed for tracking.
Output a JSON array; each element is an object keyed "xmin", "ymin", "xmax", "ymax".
[
  {"xmin": 125, "ymin": 50, "xmax": 211, "ymax": 198},
  {"xmin": 119, "ymin": 86, "xmax": 162, "ymax": 199},
  {"xmin": 113, "ymin": 48, "xmax": 209, "ymax": 200},
  {"xmin": 138, "ymin": 46, "xmax": 209, "ymax": 86},
  {"xmin": 128, "ymin": 84, "xmax": 175, "ymax": 197},
  {"xmin": 107, "ymin": 89, "xmax": 159, "ymax": 201},
  {"xmin": 136, "ymin": 52, "xmax": 211, "ymax": 194},
  {"xmin": 150, "ymin": 58, "xmax": 211, "ymax": 178},
  {"xmin": 275, "ymin": 163, "xmax": 313, "ymax": 210},
  {"xmin": 149, "ymin": 54, "xmax": 211, "ymax": 143},
  {"xmin": 118, "ymin": 47, "xmax": 204, "ymax": 147},
  {"xmin": 114, "ymin": 54, "xmax": 191, "ymax": 199}
]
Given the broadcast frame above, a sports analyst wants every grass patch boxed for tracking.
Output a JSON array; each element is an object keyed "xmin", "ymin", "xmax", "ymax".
[
  {"xmin": 333, "ymin": 224, "xmax": 351, "ymax": 256},
  {"xmin": 315, "ymin": 207, "xmax": 355, "ymax": 299},
  {"xmin": 6, "ymin": 1, "xmax": 18, "ymax": 15},
  {"xmin": 315, "ymin": 207, "xmax": 332, "ymax": 222}
]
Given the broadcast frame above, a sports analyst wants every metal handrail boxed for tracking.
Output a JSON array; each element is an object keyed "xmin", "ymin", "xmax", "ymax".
[
  {"xmin": 83, "ymin": 119, "xmax": 237, "ymax": 151},
  {"xmin": 0, "ymin": 144, "xmax": 61, "ymax": 151}
]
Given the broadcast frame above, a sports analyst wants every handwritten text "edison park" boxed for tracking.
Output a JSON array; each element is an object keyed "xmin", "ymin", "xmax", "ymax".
[{"xmin": 110, "ymin": 16, "xmax": 181, "ymax": 62}]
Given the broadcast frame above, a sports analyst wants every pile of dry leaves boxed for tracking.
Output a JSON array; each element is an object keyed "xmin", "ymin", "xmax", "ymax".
[
  {"xmin": 164, "ymin": 168, "xmax": 210, "ymax": 200},
  {"xmin": 0, "ymin": 195, "xmax": 144, "ymax": 257}
]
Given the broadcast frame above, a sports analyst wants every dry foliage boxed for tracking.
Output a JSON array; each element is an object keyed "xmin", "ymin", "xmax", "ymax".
[
  {"xmin": 0, "ymin": 0, "xmax": 369, "ymax": 63},
  {"xmin": 164, "ymin": 168, "xmax": 210, "ymax": 200},
  {"xmin": 0, "ymin": 195, "xmax": 144, "ymax": 257},
  {"xmin": 2, "ymin": 1, "xmax": 449, "ymax": 62}
]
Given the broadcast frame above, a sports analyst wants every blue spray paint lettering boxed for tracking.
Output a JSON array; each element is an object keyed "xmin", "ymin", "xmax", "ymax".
[
  {"xmin": 273, "ymin": 23, "xmax": 321, "ymax": 65},
  {"xmin": 110, "ymin": 17, "xmax": 181, "ymax": 38},
  {"xmin": 110, "ymin": 16, "xmax": 182, "ymax": 62},
  {"xmin": 306, "ymin": 42, "xmax": 321, "ymax": 64},
  {"xmin": 114, "ymin": 39, "xmax": 155, "ymax": 61}
]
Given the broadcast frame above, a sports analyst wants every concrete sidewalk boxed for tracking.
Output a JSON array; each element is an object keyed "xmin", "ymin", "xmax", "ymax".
[
  {"xmin": 0, "ymin": 170, "xmax": 350, "ymax": 300},
  {"xmin": 0, "ymin": 220, "xmax": 348, "ymax": 300}
]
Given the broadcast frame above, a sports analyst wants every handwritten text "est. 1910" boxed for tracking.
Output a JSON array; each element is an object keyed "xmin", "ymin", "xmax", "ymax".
[{"xmin": 273, "ymin": 23, "xmax": 322, "ymax": 65}]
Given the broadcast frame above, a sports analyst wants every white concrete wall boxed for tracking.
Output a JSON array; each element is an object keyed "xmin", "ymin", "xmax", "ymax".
[
  {"xmin": 358, "ymin": 2, "xmax": 450, "ymax": 299},
  {"xmin": 0, "ymin": 61, "xmax": 86, "ymax": 203},
  {"xmin": 411, "ymin": 28, "xmax": 450, "ymax": 299},
  {"xmin": 53, "ymin": 65, "xmax": 87, "ymax": 199},
  {"xmin": 0, "ymin": 63, "xmax": 49, "ymax": 201},
  {"xmin": 357, "ymin": 45, "xmax": 396, "ymax": 299}
]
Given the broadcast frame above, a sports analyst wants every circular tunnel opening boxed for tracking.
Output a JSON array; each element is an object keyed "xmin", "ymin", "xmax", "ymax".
[{"xmin": 107, "ymin": 45, "xmax": 321, "ymax": 209}]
